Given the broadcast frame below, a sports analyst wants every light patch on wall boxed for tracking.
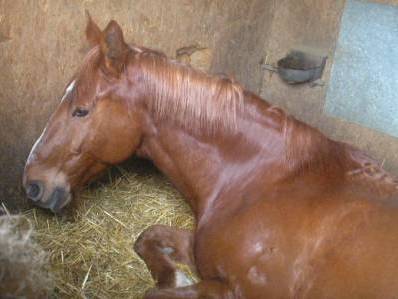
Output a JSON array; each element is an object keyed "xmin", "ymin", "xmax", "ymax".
[{"xmin": 325, "ymin": 0, "xmax": 398, "ymax": 138}]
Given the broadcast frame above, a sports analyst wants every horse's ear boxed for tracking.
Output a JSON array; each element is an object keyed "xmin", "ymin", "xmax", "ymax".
[
  {"xmin": 85, "ymin": 10, "xmax": 101, "ymax": 46},
  {"xmin": 100, "ymin": 20, "xmax": 129, "ymax": 76}
]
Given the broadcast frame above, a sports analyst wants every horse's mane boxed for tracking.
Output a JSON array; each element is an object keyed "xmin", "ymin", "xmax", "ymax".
[
  {"xmin": 283, "ymin": 117, "xmax": 349, "ymax": 176},
  {"xmin": 134, "ymin": 48, "xmax": 244, "ymax": 134},
  {"xmin": 284, "ymin": 115, "xmax": 398, "ymax": 191},
  {"xmin": 78, "ymin": 46, "xmax": 397, "ymax": 190},
  {"xmin": 76, "ymin": 46, "xmax": 244, "ymax": 134},
  {"xmin": 131, "ymin": 47, "xmax": 352, "ymax": 174}
]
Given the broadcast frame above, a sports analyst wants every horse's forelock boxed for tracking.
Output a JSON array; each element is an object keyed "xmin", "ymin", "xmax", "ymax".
[{"xmin": 73, "ymin": 46, "xmax": 102, "ymax": 100}]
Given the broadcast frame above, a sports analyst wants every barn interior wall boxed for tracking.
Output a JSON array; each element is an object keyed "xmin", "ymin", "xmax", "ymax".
[
  {"xmin": 211, "ymin": 0, "xmax": 275, "ymax": 93},
  {"xmin": 259, "ymin": 0, "xmax": 398, "ymax": 174}
]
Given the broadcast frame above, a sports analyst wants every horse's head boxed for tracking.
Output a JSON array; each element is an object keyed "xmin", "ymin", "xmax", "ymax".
[{"xmin": 23, "ymin": 16, "xmax": 143, "ymax": 212}]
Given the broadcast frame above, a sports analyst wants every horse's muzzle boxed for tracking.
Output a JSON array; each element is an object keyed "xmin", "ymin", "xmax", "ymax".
[
  {"xmin": 25, "ymin": 181, "xmax": 71, "ymax": 213},
  {"xmin": 25, "ymin": 181, "xmax": 44, "ymax": 202}
]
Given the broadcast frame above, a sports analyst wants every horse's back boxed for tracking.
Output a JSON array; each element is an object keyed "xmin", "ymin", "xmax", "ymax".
[
  {"xmin": 195, "ymin": 180, "xmax": 398, "ymax": 298},
  {"xmin": 297, "ymin": 191, "xmax": 398, "ymax": 298}
]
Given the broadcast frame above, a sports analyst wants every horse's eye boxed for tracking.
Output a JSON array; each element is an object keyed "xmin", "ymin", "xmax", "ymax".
[{"xmin": 72, "ymin": 107, "xmax": 89, "ymax": 117}]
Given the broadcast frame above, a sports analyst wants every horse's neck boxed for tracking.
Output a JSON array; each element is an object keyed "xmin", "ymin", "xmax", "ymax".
[
  {"xmin": 137, "ymin": 127, "xmax": 223, "ymax": 218},
  {"xmin": 134, "ymin": 87, "xmax": 396, "ymax": 220},
  {"xmin": 137, "ymin": 95, "xmax": 292, "ymax": 220}
]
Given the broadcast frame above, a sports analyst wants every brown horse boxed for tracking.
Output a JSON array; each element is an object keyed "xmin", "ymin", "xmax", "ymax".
[{"xmin": 23, "ymin": 15, "xmax": 398, "ymax": 298}]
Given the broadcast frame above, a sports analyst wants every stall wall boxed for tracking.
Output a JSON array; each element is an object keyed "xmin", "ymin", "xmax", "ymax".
[{"xmin": 260, "ymin": 0, "xmax": 398, "ymax": 174}]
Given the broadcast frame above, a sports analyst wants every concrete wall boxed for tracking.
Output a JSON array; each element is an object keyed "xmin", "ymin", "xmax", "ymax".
[
  {"xmin": 0, "ymin": 0, "xmax": 271, "ymax": 209},
  {"xmin": 260, "ymin": 0, "xmax": 398, "ymax": 175}
]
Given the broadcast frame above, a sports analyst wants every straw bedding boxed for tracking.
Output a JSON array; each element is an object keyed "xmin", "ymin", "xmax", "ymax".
[
  {"xmin": 0, "ymin": 213, "xmax": 52, "ymax": 298},
  {"xmin": 22, "ymin": 160, "xmax": 195, "ymax": 298}
]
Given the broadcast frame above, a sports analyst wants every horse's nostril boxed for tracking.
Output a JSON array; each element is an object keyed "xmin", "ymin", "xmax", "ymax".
[{"xmin": 26, "ymin": 182, "xmax": 43, "ymax": 201}]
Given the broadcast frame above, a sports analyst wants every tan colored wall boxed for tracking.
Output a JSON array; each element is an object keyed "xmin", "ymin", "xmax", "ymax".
[
  {"xmin": 0, "ymin": 0, "xmax": 272, "ymax": 209},
  {"xmin": 211, "ymin": 1, "xmax": 274, "ymax": 92},
  {"xmin": 260, "ymin": 0, "xmax": 398, "ymax": 175}
]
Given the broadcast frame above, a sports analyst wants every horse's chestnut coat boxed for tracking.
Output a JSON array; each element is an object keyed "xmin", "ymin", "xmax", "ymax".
[{"xmin": 24, "ymin": 14, "xmax": 398, "ymax": 298}]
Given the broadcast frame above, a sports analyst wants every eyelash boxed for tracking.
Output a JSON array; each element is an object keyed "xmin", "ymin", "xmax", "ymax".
[{"xmin": 72, "ymin": 107, "xmax": 89, "ymax": 117}]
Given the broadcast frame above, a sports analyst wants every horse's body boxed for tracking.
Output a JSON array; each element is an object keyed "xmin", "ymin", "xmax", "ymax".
[{"xmin": 23, "ymin": 16, "xmax": 398, "ymax": 298}]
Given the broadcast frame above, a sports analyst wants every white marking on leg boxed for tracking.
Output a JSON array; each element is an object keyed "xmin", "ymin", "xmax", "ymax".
[
  {"xmin": 247, "ymin": 266, "xmax": 267, "ymax": 285},
  {"xmin": 61, "ymin": 80, "xmax": 76, "ymax": 102},
  {"xmin": 175, "ymin": 270, "xmax": 194, "ymax": 287},
  {"xmin": 160, "ymin": 247, "xmax": 174, "ymax": 255}
]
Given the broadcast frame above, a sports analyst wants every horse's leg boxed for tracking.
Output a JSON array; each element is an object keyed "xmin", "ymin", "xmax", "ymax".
[
  {"xmin": 135, "ymin": 225, "xmax": 234, "ymax": 298},
  {"xmin": 144, "ymin": 280, "xmax": 234, "ymax": 299},
  {"xmin": 134, "ymin": 225, "xmax": 196, "ymax": 289}
]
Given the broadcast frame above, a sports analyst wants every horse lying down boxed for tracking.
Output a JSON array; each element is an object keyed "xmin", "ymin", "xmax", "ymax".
[{"xmin": 23, "ymin": 14, "xmax": 398, "ymax": 299}]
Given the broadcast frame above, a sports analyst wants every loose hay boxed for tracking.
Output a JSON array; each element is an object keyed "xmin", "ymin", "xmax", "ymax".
[
  {"xmin": 0, "ymin": 213, "xmax": 53, "ymax": 298},
  {"xmin": 24, "ymin": 162, "xmax": 195, "ymax": 299}
]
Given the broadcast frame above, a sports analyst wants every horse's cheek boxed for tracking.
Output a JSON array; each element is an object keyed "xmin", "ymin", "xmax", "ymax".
[{"xmin": 91, "ymin": 117, "xmax": 140, "ymax": 164}]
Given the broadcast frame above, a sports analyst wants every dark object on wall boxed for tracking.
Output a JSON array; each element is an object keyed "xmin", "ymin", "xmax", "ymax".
[
  {"xmin": 175, "ymin": 44, "xmax": 213, "ymax": 72},
  {"xmin": 277, "ymin": 50, "xmax": 327, "ymax": 84}
]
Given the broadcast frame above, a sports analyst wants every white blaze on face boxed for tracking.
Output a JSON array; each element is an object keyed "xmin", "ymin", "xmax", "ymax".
[
  {"xmin": 26, "ymin": 128, "xmax": 46, "ymax": 165},
  {"xmin": 27, "ymin": 80, "xmax": 76, "ymax": 166},
  {"xmin": 61, "ymin": 80, "xmax": 76, "ymax": 102}
]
